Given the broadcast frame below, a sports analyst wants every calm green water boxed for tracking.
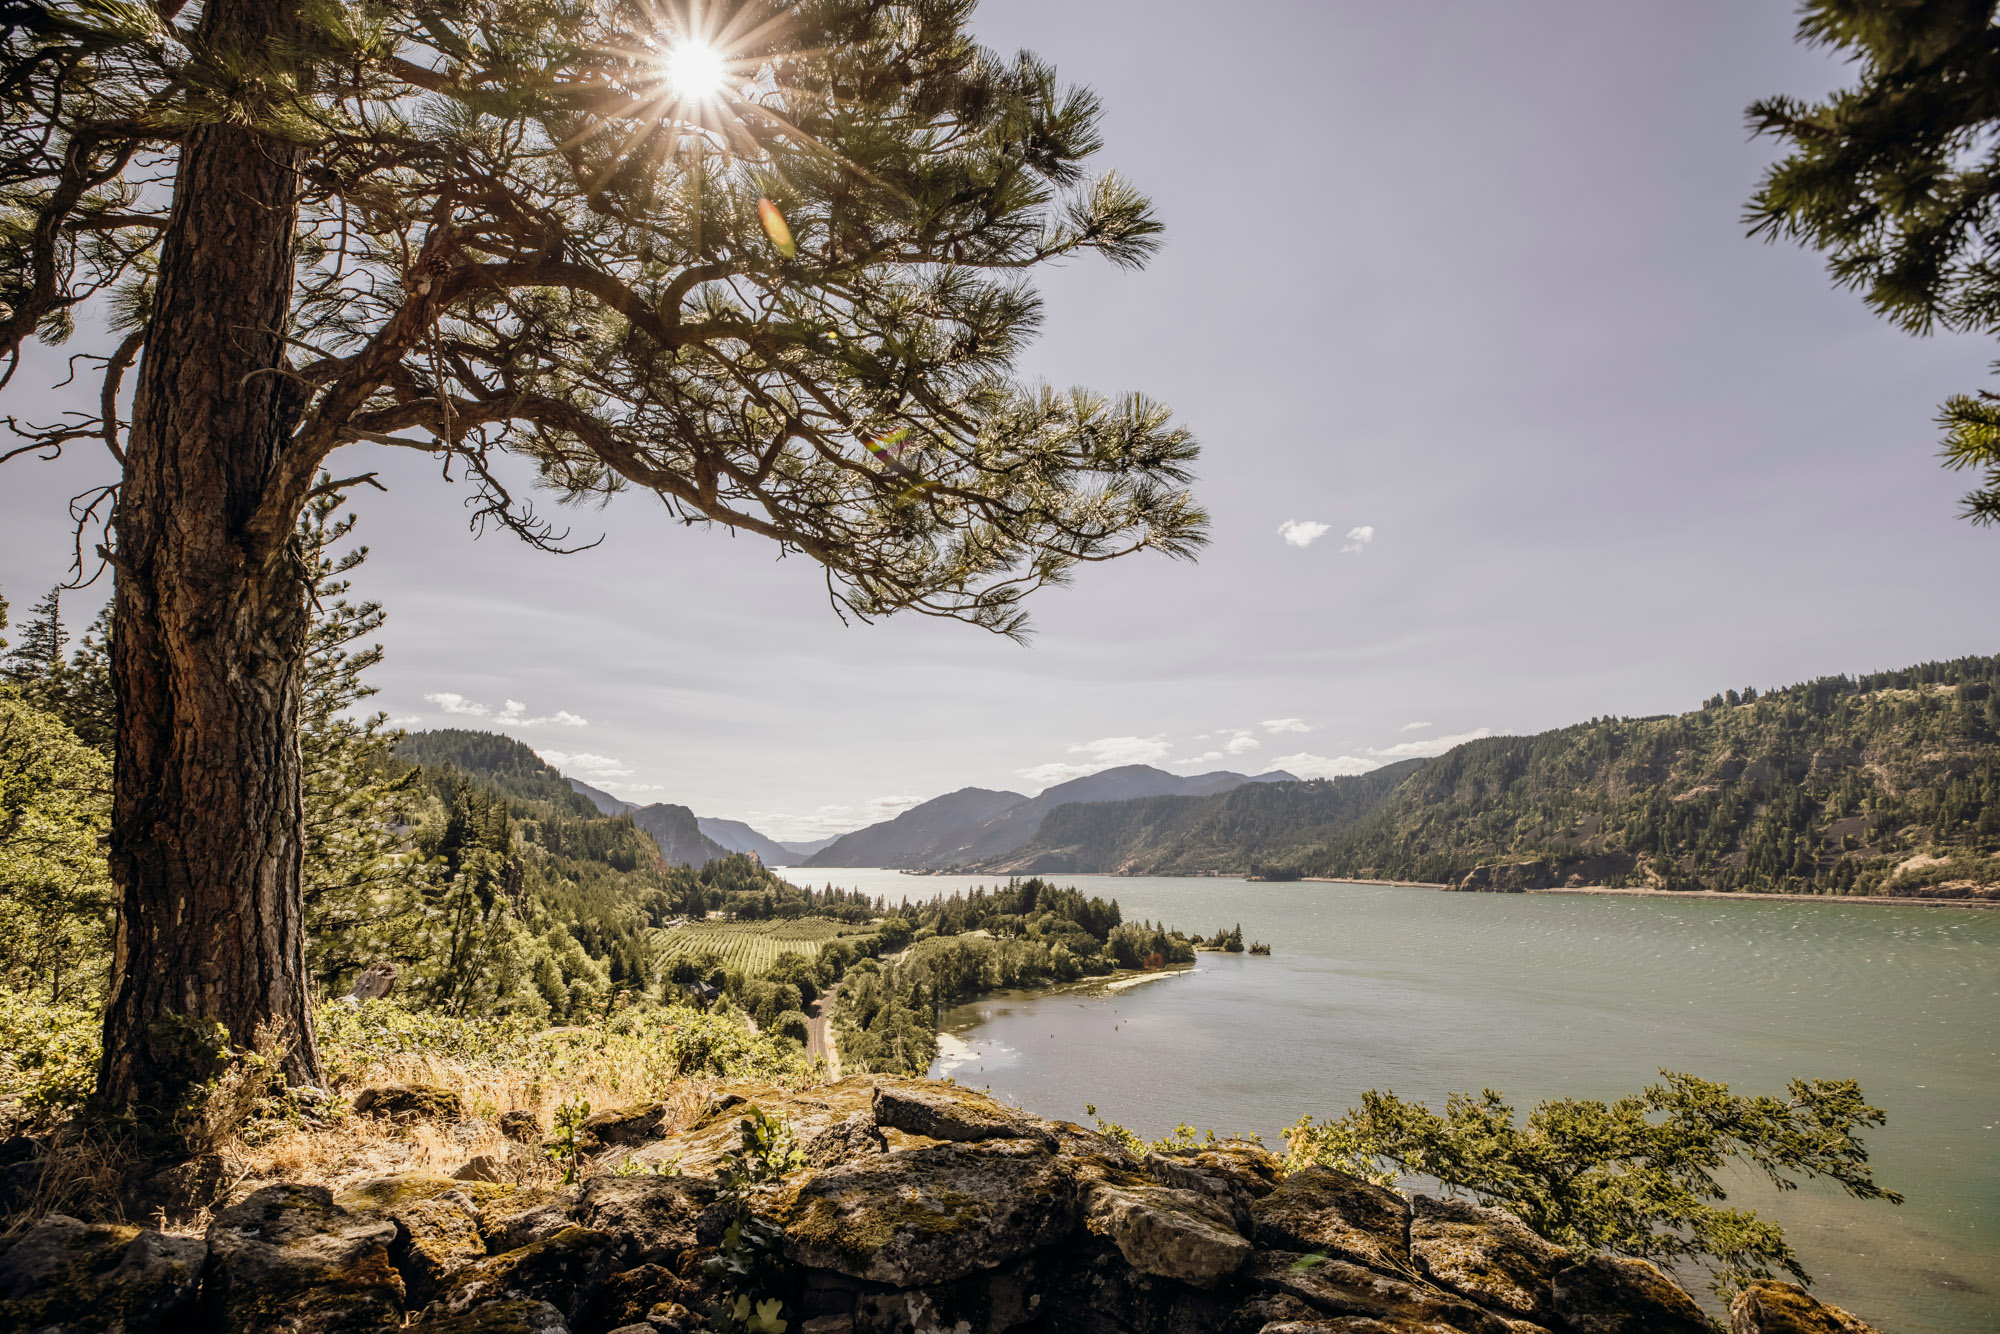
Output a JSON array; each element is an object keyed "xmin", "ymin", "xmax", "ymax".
[{"xmin": 780, "ymin": 869, "xmax": 2000, "ymax": 1334}]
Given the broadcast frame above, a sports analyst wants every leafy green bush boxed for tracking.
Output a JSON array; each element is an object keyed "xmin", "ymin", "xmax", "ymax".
[
  {"xmin": 1283, "ymin": 1070, "xmax": 1902, "ymax": 1297},
  {"xmin": 0, "ymin": 989, "xmax": 100, "ymax": 1125}
]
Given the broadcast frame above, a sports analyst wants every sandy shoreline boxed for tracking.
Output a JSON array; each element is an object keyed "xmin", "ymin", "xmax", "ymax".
[{"xmin": 1295, "ymin": 876, "xmax": 2000, "ymax": 908}]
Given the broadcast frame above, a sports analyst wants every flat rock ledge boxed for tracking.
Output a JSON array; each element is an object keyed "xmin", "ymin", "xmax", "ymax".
[{"xmin": 0, "ymin": 1076, "xmax": 1893, "ymax": 1334}]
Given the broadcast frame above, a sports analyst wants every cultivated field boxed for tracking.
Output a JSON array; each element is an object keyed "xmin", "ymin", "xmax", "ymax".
[{"xmin": 650, "ymin": 916, "xmax": 869, "ymax": 974}]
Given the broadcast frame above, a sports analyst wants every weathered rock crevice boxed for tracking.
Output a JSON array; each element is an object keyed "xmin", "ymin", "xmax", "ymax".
[{"xmin": 0, "ymin": 1076, "xmax": 1888, "ymax": 1334}]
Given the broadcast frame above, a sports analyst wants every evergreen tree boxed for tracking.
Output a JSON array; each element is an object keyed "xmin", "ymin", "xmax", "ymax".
[
  {"xmin": 2, "ymin": 0, "xmax": 1204, "ymax": 1116},
  {"xmin": 0, "ymin": 588, "xmax": 65, "ymax": 691},
  {"xmin": 1747, "ymin": 2, "xmax": 2000, "ymax": 518}
]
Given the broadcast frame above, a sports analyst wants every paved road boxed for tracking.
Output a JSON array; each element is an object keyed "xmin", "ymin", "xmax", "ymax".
[{"xmin": 805, "ymin": 984, "xmax": 840, "ymax": 1078}]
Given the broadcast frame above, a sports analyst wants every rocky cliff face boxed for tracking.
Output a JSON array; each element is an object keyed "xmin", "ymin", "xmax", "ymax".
[{"xmin": 0, "ymin": 1077, "xmax": 1887, "ymax": 1334}]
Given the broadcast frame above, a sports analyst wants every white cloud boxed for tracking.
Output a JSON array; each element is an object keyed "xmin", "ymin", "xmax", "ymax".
[
  {"xmin": 1019, "ymin": 735, "xmax": 1172, "ymax": 787},
  {"xmin": 1223, "ymin": 730, "xmax": 1260, "ymax": 755},
  {"xmin": 1399, "ymin": 720, "xmax": 1433, "ymax": 732},
  {"xmin": 424, "ymin": 692, "xmax": 586, "ymax": 727},
  {"xmin": 1340, "ymin": 525, "xmax": 1376, "ymax": 554},
  {"xmin": 1262, "ymin": 718, "xmax": 1313, "ymax": 735},
  {"xmin": 382, "ymin": 715, "xmax": 423, "ymax": 729},
  {"xmin": 1266, "ymin": 752, "xmax": 1381, "ymax": 779},
  {"xmin": 1278, "ymin": 519, "xmax": 1331, "ymax": 548},
  {"xmin": 743, "ymin": 795, "xmax": 924, "ymax": 842},
  {"xmin": 1366, "ymin": 727, "xmax": 1493, "ymax": 760},
  {"xmin": 537, "ymin": 749, "xmax": 632, "ymax": 778},
  {"xmin": 1175, "ymin": 750, "xmax": 1224, "ymax": 766}
]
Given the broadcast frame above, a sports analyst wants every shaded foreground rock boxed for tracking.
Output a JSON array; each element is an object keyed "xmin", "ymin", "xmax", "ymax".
[
  {"xmin": 7, "ymin": 1074, "xmax": 1890, "ymax": 1334},
  {"xmin": 203, "ymin": 1183, "xmax": 404, "ymax": 1332},
  {"xmin": 1731, "ymin": 1280, "xmax": 1883, "ymax": 1334},
  {"xmin": 0, "ymin": 1213, "xmax": 205, "ymax": 1333},
  {"xmin": 1550, "ymin": 1254, "xmax": 1709, "ymax": 1334}
]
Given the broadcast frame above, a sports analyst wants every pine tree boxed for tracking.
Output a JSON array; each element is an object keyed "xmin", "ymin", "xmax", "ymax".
[
  {"xmin": 0, "ymin": 588, "xmax": 65, "ymax": 690},
  {"xmin": 1747, "ymin": 2, "xmax": 2000, "ymax": 518},
  {"xmin": 2, "ymin": 0, "xmax": 1203, "ymax": 1116}
]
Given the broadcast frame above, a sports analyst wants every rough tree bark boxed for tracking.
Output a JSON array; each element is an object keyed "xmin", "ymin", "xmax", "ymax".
[{"xmin": 97, "ymin": 0, "xmax": 322, "ymax": 1128}]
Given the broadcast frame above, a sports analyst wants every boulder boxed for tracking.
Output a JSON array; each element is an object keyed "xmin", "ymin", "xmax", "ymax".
[
  {"xmin": 0, "ymin": 1213, "xmax": 205, "ymax": 1333},
  {"xmin": 872, "ymin": 1081, "xmax": 1048, "ymax": 1145},
  {"xmin": 498, "ymin": 1111, "xmax": 542, "ymax": 1143},
  {"xmin": 353, "ymin": 1083, "xmax": 464, "ymax": 1122},
  {"xmin": 203, "ymin": 1182, "xmax": 405, "ymax": 1332},
  {"xmin": 424, "ymin": 1226, "xmax": 617, "ymax": 1327},
  {"xmin": 1730, "ymin": 1280, "xmax": 1883, "ymax": 1334},
  {"xmin": 346, "ymin": 961, "xmax": 398, "ymax": 1004},
  {"xmin": 801, "ymin": 1110, "xmax": 888, "ymax": 1168},
  {"xmin": 1549, "ymin": 1255, "xmax": 1708, "ymax": 1334},
  {"xmin": 572, "ymin": 1174, "xmax": 722, "ymax": 1266},
  {"xmin": 1247, "ymin": 1251, "xmax": 1515, "ymax": 1334},
  {"xmin": 1145, "ymin": 1141, "xmax": 1282, "ymax": 1229},
  {"xmin": 584, "ymin": 1262, "xmax": 687, "ymax": 1331},
  {"xmin": 1083, "ymin": 1181, "xmax": 1253, "ymax": 1289},
  {"xmin": 455, "ymin": 1155, "xmax": 513, "ymax": 1184},
  {"xmin": 580, "ymin": 1101, "xmax": 666, "ymax": 1150},
  {"xmin": 1409, "ymin": 1193, "xmax": 1569, "ymax": 1322},
  {"xmin": 1249, "ymin": 1167, "xmax": 1413, "ymax": 1275},
  {"xmin": 404, "ymin": 1298, "xmax": 571, "ymax": 1332},
  {"xmin": 769, "ymin": 1137, "xmax": 1078, "ymax": 1287}
]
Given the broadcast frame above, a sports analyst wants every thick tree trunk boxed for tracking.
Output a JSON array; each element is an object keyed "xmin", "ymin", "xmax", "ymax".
[{"xmin": 97, "ymin": 1, "xmax": 319, "ymax": 1128}]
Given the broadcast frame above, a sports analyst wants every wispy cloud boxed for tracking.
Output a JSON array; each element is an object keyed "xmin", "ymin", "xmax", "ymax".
[
  {"xmin": 1019, "ymin": 734, "xmax": 1173, "ymax": 787},
  {"xmin": 1278, "ymin": 519, "xmax": 1331, "ymax": 549},
  {"xmin": 423, "ymin": 692, "xmax": 587, "ymax": 727},
  {"xmin": 1175, "ymin": 750, "xmax": 1224, "ymax": 766},
  {"xmin": 1367, "ymin": 727, "xmax": 1492, "ymax": 759},
  {"xmin": 537, "ymin": 749, "xmax": 632, "ymax": 778},
  {"xmin": 1262, "ymin": 718, "xmax": 1313, "ymax": 735},
  {"xmin": 1266, "ymin": 752, "xmax": 1379, "ymax": 779},
  {"xmin": 743, "ymin": 794, "xmax": 924, "ymax": 842},
  {"xmin": 383, "ymin": 715, "xmax": 423, "ymax": 729},
  {"xmin": 1340, "ymin": 525, "xmax": 1376, "ymax": 554},
  {"xmin": 1399, "ymin": 720, "xmax": 1433, "ymax": 732}
]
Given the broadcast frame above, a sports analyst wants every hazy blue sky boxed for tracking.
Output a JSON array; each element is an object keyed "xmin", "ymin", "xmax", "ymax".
[{"xmin": 5, "ymin": 2, "xmax": 1997, "ymax": 840}]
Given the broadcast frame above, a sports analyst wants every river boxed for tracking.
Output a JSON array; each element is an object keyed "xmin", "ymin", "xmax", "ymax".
[{"xmin": 774, "ymin": 868, "xmax": 1999, "ymax": 1333}]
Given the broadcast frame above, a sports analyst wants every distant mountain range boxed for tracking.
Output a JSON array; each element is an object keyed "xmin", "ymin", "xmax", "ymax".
[
  {"xmin": 801, "ymin": 765, "xmax": 1298, "ymax": 870},
  {"xmin": 566, "ymin": 778, "xmax": 827, "ymax": 865}
]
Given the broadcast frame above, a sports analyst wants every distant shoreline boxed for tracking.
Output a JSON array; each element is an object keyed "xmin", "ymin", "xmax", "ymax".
[{"xmin": 1292, "ymin": 876, "xmax": 2000, "ymax": 908}]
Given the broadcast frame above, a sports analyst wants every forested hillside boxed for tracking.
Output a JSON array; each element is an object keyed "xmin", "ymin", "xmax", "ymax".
[
  {"xmin": 964, "ymin": 657, "xmax": 2000, "ymax": 897},
  {"xmin": 963, "ymin": 761, "xmax": 1422, "ymax": 875},
  {"xmin": 1292, "ymin": 657, "xmax": 2000, "ymax": 896}
]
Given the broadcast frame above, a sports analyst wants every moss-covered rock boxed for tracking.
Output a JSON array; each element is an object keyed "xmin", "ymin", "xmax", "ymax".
[
  {"xmin": 1144, "ymin": 1141, "xmax": 1281, "ymax": 1230},
  {"xmin": 0, "ymin": 1213, "xmax": 205, "ymax": 1334},
  {"xmin": 572, "ymin": 1174, "xmax": 721, "ymax": 1266},
  {"xmin": 871, "ymin": 1081, "xmax": 1050, "ymax": 1147},
  {"xmin": 203, "ymin": 1182, "xmax": 405, "ymax": 1333},
  {"xmin": 424, "ymin": 1226, "xmax": 616, "ymax": 1327},
  {"xmin": 403, "ymin": 1297, "xmax": 570, "ymax": 1332},
  {"xmin": 1730, "ymin": 1280, "xmax": 1882, "ymax": 1334},
  {"xmin": 769, "ymin": 1137, "xmax": 1077, "ymax": 1287},
  {"xmin": 1082, "ymin": 1181, "xmax": 1252, "ymax": 1289},
  {"xmin": 1248, "ymin": 1250, "xmax": 1516, "ymax": 1334},
  {"xmin": 579, "ymin": 1101, "xmax": 666, "ymax": 1151},
  {"xmin": 1249, "ymin": 1167, "xmax": 1413, "ymax": 1276},
  {"xmin": 1549, "ymin": 1255, "xmax": 1708, "ymax": 1334},
  {"xmin": 1408, "ymin": 1194, "xmax": 1569, "ymax": 1324},
  {"xmin": 583, "ymin": 1261, "xmax": 687, "ymax": 1330},
  {"xmin": 353, "ymin": 1083, "xmax": 464, "ymax": 1122}
]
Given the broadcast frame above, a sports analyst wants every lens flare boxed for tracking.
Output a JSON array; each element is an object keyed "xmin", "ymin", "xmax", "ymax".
[
  {"xmin": 757, "ymin": 197, "xmax": 797, "ymax": 257},
  {"xmin": 663, "ymin": 41, "xmax": 727, "ymax": 99}
]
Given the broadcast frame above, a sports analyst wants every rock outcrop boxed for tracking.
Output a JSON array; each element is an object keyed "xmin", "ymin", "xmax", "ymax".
[{"xmin": 0, "ymin": 1076, "xmax": 1893, "ymax": 1334}]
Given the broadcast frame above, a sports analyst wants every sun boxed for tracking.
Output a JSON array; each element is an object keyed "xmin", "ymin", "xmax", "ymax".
[{"xmin": 662, "ymin": 41, "xmax": 728, "ymax": 101}]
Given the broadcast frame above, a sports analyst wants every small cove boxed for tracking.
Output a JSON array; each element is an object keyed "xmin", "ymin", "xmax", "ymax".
[{"xmin": 784, "ymin": 868, "xmax": 2000, "ymax": 1334}]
